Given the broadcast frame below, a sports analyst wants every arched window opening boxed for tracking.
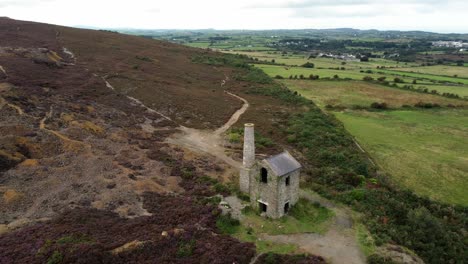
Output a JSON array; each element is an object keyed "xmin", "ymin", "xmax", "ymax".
[{"xmin": 261, "ymin": 168, "xmax": 268, "ymax": 183}]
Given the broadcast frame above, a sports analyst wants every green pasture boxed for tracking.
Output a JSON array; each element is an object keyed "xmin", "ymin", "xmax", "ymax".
[
  {"xmin": 282, "ymin": 80, "xmax": 468, "ymax": 108},
  {"xmin": 255, "ymin": 64, "xmax": 431, "ymax": 84},
  {"xmin": 379, "ymin": 69, "xmax": 468, "ymax": 85},
  {"xmin": 335, "ymin": 109, "xmax": 468, "ymax": 206},
  {"xmin": 395, "ymin": 65, "xmax": 468, "ymax": 79},
  {"xmin": 413, "ymin": 84, "xmax": 468, "ymax": 98}
]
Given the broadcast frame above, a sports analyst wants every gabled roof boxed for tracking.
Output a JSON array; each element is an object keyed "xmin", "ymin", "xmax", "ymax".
[{"xmin": 263, "ymin": 151, "xmax": 301, "ymax": 177}]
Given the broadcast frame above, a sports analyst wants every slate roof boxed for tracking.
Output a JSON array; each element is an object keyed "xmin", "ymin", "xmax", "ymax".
[{"xmin": 264, "ymin": 151, "xmax": 301, "ymax": 177}]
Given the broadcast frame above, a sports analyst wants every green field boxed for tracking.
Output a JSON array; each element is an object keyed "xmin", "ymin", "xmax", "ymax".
[
  {"xmin": 280, "ymin": 77, "xmax": 468, "ymax": 205},
  {"xmin": 255, "ymin": 62, "xmax": 468, "ymax": 98},
  {"xmin": 335, "ymin": 110, "xmax": 468, "ymax": 205},
  {"xmin": 282, "ymin": 80, "xmax": 468, "ymax": 108},
  {"xmin": 396, "ymin": 65, "xmax": 468, "ymax": 78},
  {"xmin": 256, "ymin": 64, "xmax": 433, "ymax": 84},
  {"xmin": 413, "ymin": 84, "xmax": 468, "ymax": 98},
  {"xmin": 379, "ymin": 69, "xmax": 468, "ymax": 85},
  {"xmin": 225, "ymin": 50, "xmax": 418, "ymax": 68},
  {"xmin": 224, "ymin": 50, "xmax": 468, "ymax": 98}
]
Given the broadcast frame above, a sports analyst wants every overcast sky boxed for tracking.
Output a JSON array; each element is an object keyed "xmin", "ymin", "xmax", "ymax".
[{"xmin": 1, "ymin": 0, "xmax": 468, "ymax": 33}]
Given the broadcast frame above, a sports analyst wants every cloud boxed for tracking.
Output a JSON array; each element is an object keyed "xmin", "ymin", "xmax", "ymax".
[
  {"xmin": 0, "ymin": 0, "xmax": 467, "ymax": 32},
  {"xmin": 245, "ymin": 0, "xmax": 458, "ymax": 9},
  {"xmin": 243, "ymin": 0, "xmax": 466, "ymax": 20},
  {"xmin": 0, "ymin": 0, "xmax": 56, "ymax": 8}
]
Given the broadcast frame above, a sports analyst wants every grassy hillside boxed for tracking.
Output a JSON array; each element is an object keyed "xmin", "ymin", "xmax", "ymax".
[{"xmin": 336, "ymin": 109, "xmax": 468, "ymax": 205}]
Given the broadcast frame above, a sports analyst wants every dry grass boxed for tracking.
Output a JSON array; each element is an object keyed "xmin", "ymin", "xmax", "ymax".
[
  {"xmin": 20, "ymin": 159, "xmax": 39, "ymax": 166},
  {"xmin": 3, "ymin": 189, "xmax": 23, "ymax": 204}
]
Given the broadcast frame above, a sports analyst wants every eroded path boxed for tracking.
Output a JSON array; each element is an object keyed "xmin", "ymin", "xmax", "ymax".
[
  {"xmin": 102, "ymin": 74, "xmax": 247, "ymax": 170},
  {"xmin": 215, "ymin": 91, "xmax": 249, "ymax": 136},
  {"xmin": 165, "ymin": 75, "xmax": 248, "ymax": 170}
]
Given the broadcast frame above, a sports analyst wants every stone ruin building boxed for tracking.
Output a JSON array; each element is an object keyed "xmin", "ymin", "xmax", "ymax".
[{"xmin": 239, "ymin": 123, "xmax": 301, "ymax": 218}]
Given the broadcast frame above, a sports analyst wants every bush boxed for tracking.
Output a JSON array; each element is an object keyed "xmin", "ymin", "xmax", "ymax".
[
  {"xmin": 301, "ymin": 62, "xmax": 315, "ymax": 68},
  {"xmin": 414, "ymin": 102, "xmax": 440, "ymax": 108},
  {"xmin": 363, "ymin": 76, "xmax": 374, "ymax": 81},
  {"xmin": 274, "ymin": 75, "xmax": 284, "ymax": 79},
  {"xmin": 47, "ymin": 251, "xmax": 63, "ymax": 264},
  {"xmin": 393, "ymin": 77, "xmax": 404, "ymax": 83},
  {"xmin": 228, "ymin": 132, "xmax": 241, "ymax": 143},
  {"xmin": 176, "ymin": 239, "xmax": 196, "ymax": 258},
  {"xmin": 216, "ymin": 214, "xmax": 240, "ymax": 235},
  {"xmin": 135, "ymin": 55, "xmax": 153, "ymax": 62},
  {"xmin": 370, "ymin": 102, "xmax": 388, "ymax": 109}
]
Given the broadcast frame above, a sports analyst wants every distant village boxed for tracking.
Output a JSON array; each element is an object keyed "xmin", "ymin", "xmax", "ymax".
[{"xmin": 432, "ymin": 41, "xmax": 468, "ymax": 50}]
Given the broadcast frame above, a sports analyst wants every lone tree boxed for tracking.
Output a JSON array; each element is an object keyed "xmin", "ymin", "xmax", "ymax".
[{"xmin": 301, "ymin": 62, "xmax": 315, "ymax": 68}]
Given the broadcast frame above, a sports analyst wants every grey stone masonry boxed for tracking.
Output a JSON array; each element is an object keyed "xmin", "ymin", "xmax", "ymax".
[
  {"xmin": 239, "ymin": 123, "xmax": 301, "ymax": 219},
  {"xmin": 242, "ymin": 123, "xmax": 255, "ymax": 167}
]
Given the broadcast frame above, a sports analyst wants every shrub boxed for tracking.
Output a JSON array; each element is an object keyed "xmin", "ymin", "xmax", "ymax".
[
  {"xmin": 363, "ymin": 76, "xmax": 374, "ymax": 82},
  {"xmin": 274, "ymin": 75, "xmax": 284, "ymax": 79},
  {"xmin": 301, "ymin": 62, "xmax": 315, "ymax": 68},
  {"xmin": 176, "ymin": 239, "xmax": 196, "ymax": 258},
  {"xmin": 393, "ymin": 77, "xmax": 404, "ymax": 83},
  {"xmin": 47, "ymin": 251, "xmax": 63, "ymax": 264},
  {"xmin": 135, "ymin": 55, "xmax": 153, "ymax": 62},
  {"xmin": 370, "ymin": 102, "xmax": 388, "ymax": 109},
  {"xmin": 414, "ymin": 102, "xmax": 440, "ymax": 108},
  {"xmin": 216, "ymin": 214, "xmax": 240, "ymax": 235},
  {"xmin": 228, "ymin": 132, "xmax": 241, "ymax": 143}
]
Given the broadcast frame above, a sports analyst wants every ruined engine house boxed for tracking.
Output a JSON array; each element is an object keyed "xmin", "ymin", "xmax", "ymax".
[{"xmin": 239, "ymin": 123, "xmax": 301, "ymax": 218}]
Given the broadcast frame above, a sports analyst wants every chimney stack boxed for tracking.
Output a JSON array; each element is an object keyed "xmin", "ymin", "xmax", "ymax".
[{"xmin": 243, "ymin": 123, "xmax": 255, "ymax": 168}]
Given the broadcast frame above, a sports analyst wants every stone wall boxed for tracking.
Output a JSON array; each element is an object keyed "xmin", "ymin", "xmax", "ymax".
[{"xmin": 248, "ymin": 161, "xmax": 300, "ymax": 218}]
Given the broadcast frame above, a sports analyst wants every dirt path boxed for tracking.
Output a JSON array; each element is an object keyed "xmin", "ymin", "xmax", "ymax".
[
  {"xmin": 0, "ymin": 94, "xmax": 25, "ymax": 115},
  {"xmin": 0, "ymin": 65, "xmax": 7, "ymax": 76},
  {"xmin": 166, "ymin": 74, "xmax": 248, "ymax": 170},
  {"xmin": 260, "ymin": 191, "xmax": 366, "ymax": 264},
  {"xmin": 214, "ymin": 91, "xmax": 249, "ymax": 136},
  {"xmin": 102, "ymin": 76, "xmax": 173, "ymax": 122}
]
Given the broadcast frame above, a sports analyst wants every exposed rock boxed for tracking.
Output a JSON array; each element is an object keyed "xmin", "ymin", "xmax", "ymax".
[
  {"xmin": 372, "ymin": 244, "xmax": 425, "ymax": 264},
  {"xmin": 111, "ymin": 240, "xmax": 145, "ymax": 255}
]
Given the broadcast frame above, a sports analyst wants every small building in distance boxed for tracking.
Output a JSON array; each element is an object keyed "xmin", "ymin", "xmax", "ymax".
[{"xmin": 239, "ymin": 123, "xmax": 301, "ymax": 218}]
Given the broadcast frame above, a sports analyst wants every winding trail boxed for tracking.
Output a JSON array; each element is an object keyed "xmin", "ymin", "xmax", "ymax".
[
  {"xmin": 165, "ymin": 74, "xmax": 249, "ymax": 169},
  {"xmin": 100, "ymin": 73, "xmax": 247, "ymax": 169},
  {"xmin": 214, "ymin": 91, "xmax": 249, "ymax": 136},
  {"xmin": 102, "ymin": 76, "xmax": 173, "ymax": 122}
]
